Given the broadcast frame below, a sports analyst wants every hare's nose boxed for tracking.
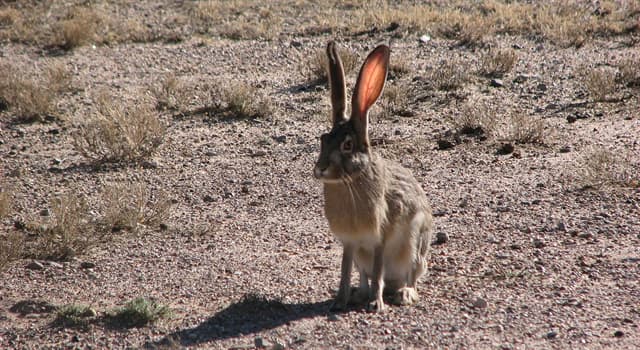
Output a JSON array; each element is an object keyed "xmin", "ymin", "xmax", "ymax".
[{"xmin": 313, "ymin": 166, "xmax": 325, "ymax": 179}]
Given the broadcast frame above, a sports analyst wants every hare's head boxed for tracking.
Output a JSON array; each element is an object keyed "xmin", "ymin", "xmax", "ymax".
[{"xmin": 314, "ymin": 41, "xmax": 390, "ymax": 183}]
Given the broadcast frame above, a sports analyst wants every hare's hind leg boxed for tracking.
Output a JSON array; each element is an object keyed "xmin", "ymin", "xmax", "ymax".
[
  {"xmin": 350, "ymin": 266, "xmax": 370, "ymax": 304},
  {"xmin": 392, "ymin": 222, "xmax": 430, "ymax": 306}
]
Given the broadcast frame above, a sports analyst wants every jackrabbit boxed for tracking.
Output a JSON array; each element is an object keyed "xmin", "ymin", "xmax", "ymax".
[{"xmin": 313, "ymin": 41, "xmax": 433, "ymax": 312}]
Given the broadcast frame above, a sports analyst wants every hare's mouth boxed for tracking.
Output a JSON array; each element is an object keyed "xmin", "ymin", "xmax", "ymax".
[{"xmin": 314, "ymin": 166, "xmax": 358, "ymax": 184}]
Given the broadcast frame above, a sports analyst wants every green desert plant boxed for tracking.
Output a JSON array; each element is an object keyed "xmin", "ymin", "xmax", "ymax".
[{"xmin": 107, "ymin": 297, "xmax": 171, "ymax": 328}]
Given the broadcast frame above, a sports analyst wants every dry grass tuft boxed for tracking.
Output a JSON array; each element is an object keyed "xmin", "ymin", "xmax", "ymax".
[
  {"xmin": 576, "ymin": 147, "xmax": 639, "ymax": 189},
  {"xmin": 478, "ymin": 48, "xmax": 518, "ymax": 78},
  {"xmin": 193, "ymin": 1, "xmax": 282, "ymax": 40},
  {"xmin": 151, "ymin": 73, "xmax": 189, "ymax": 111},
  {"xmin": 449, "ymin": 99, "xmax": 496, "ymax": 137},
  {"xmin": 53, "ymin": 6, "xmax": 101, "ymax": 50},
  {"xmin": 216, "ymin": 81, "xmax": 273, "ymax": 119},
  {"xmin": 581, "ymin": 66, "xmax": 617, "ymax": 102},
  {"xmin": 25, "ymin": 194, "xmax": 94, "ymax": 261},
  {"xmin": 0, "ymin": 231, "xmax": 24, "ymax": 271},
  {"xmin": 303, "ymin": 47, "xmax": 360, "ymax": 83},
  {"xmin": 427, "ymin": 59, "xmax": 469, "ymax": 91},
  {"xmin": 107, "ymin": 297, "xmax": 171, "ymax": 328},
  {"xmin": 617, "ymin": 57, "xmax": 640, "ymax": 88},
  {"xmin": 381, "ymin": 83, "xmax": 410, "ymax": 118},
  {"xmin": 502, "ymin": 112, "xmax": 547, "ymax": 145},
  {"xmin": 0, "ymin": 186, "xmax": 11, "ymax": 219},
  {"xmin": 0, "ymin": 61, "xmax": 72, "ymax": 122},
  {"xmin": 100, "ymin": 182, "xmax": 171, "ymax": 233},
  {"xmin": 73, "ymin": 92, "xmax": 166, "ymax": 164},
  {"xmin": 389, "ymin": 55, "xmax": 412, "ymax": 78}
]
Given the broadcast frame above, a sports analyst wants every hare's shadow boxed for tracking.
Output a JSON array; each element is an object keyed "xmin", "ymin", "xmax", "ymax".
[{"xmin": 144, "ymin": 293, "xmax": 332, "ymax": 348}]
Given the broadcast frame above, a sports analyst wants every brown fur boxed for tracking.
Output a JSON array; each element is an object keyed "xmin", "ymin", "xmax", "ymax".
[{"xmin": 314, "ymin": 41, "xmax": 434, "ymax": 312}]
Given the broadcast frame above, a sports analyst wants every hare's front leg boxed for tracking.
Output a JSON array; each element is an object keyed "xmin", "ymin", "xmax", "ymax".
[
  {"xmin": 330, "ymin": 244, "xmax": 354, "ymax": 311},
  {"xmin": 367, "ymin": 245, "xmax": 386, "ymax": 312}
]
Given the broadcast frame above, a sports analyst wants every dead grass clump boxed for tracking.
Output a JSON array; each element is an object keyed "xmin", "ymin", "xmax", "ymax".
[
  {"xmin": 25, "ymin": 194, "xmax": 94, "ymax": 261},
  {"xmin": 303, "ymin": 47, "xmax": 359, "ymax": 83},
  {"xmin": 617, "ymin": 57, "xmax": 640, "ymax": 88},
  {"xmin": 217, "ymin": 81, "xmax": 273, "ymax": 119},
  {"xmin": 100, "ymin": 182, "xmax": 171, "ymax": 233},
  {"xmin": 381, "ymin": 83, "xmax": 410, "ymax": 118},
  {"xmin": 151, "ymin": 73, "xmax": 189, "ymax": 111},
  {"xmin": 73, "ymin": 93, "xmax": 166, "ymax": 164},
  {"xmin": 478, "ymin": 48, "xmax": 517, "ymax": 78},
  {"xmin": 0, "ymin": 232, "xmax": 24, "ymax": 271},
  {"xmin": 581, "ymin": 67, "xmax": 617, "ymax": 102},
  {"xmin": 502, "ymin": 112, "xmax": 547, "ymax": 145},
  {"xmin": 0, "ymin": 61, "xmax": 72, "ymax": 122},
  {"xmin": 0, "ymin": 187, "xmax": 11, "ymax": 219},
  {"xmin": 428, "ymin": 59, "xmax": 469, "ymax": 91},
  {"xmin": 449, "ymin": 99, "xmax": 496, "ymax": 137},
  {"xmin": 576, "ymin": 147, "xmax": 639, "ymax": 189},
  {"xmin": 53, "ymin": 6, "xmax": 101, "ymax": 50},
  {"xmin": 389, "ymin": 55, "xmax": 412, "ymax": 79},
  {"xmin": 193, "ymin": 1, "xmax": 281, "ymax": 40}
]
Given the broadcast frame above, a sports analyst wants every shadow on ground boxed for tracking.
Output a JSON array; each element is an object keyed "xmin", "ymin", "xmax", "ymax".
[{"xmin": 144, "ymin": 293, "xmax": 332, "ymax": 348}]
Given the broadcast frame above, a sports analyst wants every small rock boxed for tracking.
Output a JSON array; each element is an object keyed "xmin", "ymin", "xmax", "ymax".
[
  {"xmin": 254, "ymin": 337, "xmax": 271, "ymax": 348},
  {"xmin": 556, "ymin": 221, "xmax": 567, "ymax": 232},
  {"xmin": 203, "ymin": 195, "xmax": 215, "ymax": 203},
  {"xmin": 496, "ymin": 143, "xmax": 514, "ymax": 155},
  {"xmin": 47, "ymin": 261, "xmax": 63, "ymax": 268},
  {"xmin": 386, "ymin": 22, "xmax": 400, "ymax": 31},
  {"xmin": 272, "ymin": 341, "xmax": 286, "ymax": 350},
  {"xmin": 434, "ymin": 232, "xmax": 449, "ymax": 245},
  {"xmin": 290, "ymin": 40, "xmax": 302, "ymax": 48},
  {"xmin": 513, "ymin": 75, "xmax": 528, "ymax": 84},
  {"xmin": 27, "ymin": 261, "xmax": 45, "ymax": 270},
  {"xmin": 536, "ymin": 83, "xmax": 547, "ymax": 92},
  {"xmin": 327, "ymin": 314, "xmax": 341, "ymax": 322},
  {"xmin": 71, "ymin": 335, "xmax": 81, "ymax": 342},
  {"xmin": 559, "ymin": 145, "xmax": 571, "ymax": 153},
  {"xmin": 419, "ymin": 34, "xmax": 431, "ymax": 43},
  {"xmin": 274, "ymin": 135, "xmax": 287, "ymax": 143},
  {"xmin": 39, "ymin": 209, "xmax": 50, "ymax": 216},
  {"xmin": 533, "ymin": 239, "xmax": 545, "ymax": 249},
  {"xmin": 437, "ymin": 139, "xmax": 455, "ymax": 150},
  {"xmin": 546, "ymin": 331, "xmax": 558, "ymax": 339},
  {"xmin": 490, "ymin": 79, "xmax": 504, "ymax": 88},
  {"xmin": 567, "ymin": 115, "xmax": 577, "ymax": 123},
  {"xmin": 578, "ymin": 232, "xmax": 594, "ymax": 239},
  {"xmin": 614, "ymin": 330, "xmax": 624, "ymax": 337},
  {"xmin": 472, "ymin": 297, "xmax": 487, "ymax": 309},
  {"xmin": 241, "ymin": 186, "xmax": 249, "ymax": 194},
  {"xmin": 80, "ymin": 261, "xmax": 96, "ymax": 269}
]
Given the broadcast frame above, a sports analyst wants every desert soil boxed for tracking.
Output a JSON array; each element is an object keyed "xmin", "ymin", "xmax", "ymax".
[{"xmin": 1, "ymin": 1, "xmax": 640, "ymax": 350}]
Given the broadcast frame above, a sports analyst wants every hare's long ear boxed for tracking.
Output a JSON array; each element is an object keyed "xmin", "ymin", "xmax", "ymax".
[
  {"xmin": 326, "ymin": 41, "xmax": 347, "ymax": 126},
  {"xmin": 351, "ymin": 45, "xmax": 390, "ymax": 148}
]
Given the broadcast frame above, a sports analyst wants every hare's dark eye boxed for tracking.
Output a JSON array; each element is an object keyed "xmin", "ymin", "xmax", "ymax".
[{"xmin": 341, "ymin": 138, "xmax": 353, "ymax": 153}]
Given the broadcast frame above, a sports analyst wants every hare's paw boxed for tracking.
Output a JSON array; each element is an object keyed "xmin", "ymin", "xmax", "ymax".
[
  {"xmin": 366, "ymin": 299, "xmax": 386, "ymax": 312},
  {"xmin": 350, "ymin": 287, "xmax": 370, "ymax": 304},
  {"xmin": 392, "ymin": 287, "xmax": 419, "ymax": 306},
  {"xmin": 330, "ymin": 290, "xmax": 350, "ymax": 312}
]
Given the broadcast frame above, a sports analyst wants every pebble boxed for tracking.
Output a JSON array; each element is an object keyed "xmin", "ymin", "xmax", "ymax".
[
  {"xmin": 437, "ymin": 139, "xmax": 455, "ymax": 150},
  {"xmin": 546, "ymin": 331, "xmax": 558, "ymax": 339},
  {"xmin": 472, "ymin": 297, "xmax": 487, "ymax": 309},
  {"xmin": 254, "ymin": 337, "xmax": 271, "ymax": 348},
  {"xmin": 203, "ymin": 195, "xmax": 215, "ymax": 203},
  {"xmin": 39, "ymin": 209, "xmax": 50, "ymax": 217},
  {"xmin": 434, "ymin": 232, "xmax": 448, "ymax": 245},
  {"xmin": 496, "ymin": 143, "xmax": 514, "ymax": 155},
  {"xmin": 614, "ymin": 330, "xmax": 624, "ymax": 337},
  {"xmin": 27, "ymin": 261, "xmax": 45, "ymax": 270},
  {"xmin": 80, "ymin": 261, "xmax": 96, "ymax": 269},
  {"xmin": 490, "ymin": 79, "xmax": 504, "ymax": 88},
  {"xmin": 327, "ymin": 314, "xmax": 341, "ymax": 322}
]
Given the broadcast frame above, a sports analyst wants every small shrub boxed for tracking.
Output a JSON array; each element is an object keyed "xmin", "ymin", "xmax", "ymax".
[
  {"xmin": 218, "ymin": 81, "xmax": 273, "ymax": 119},
  {"xmin": 449, "ymin": 99, "xmax": 495, "ymax": 137},
  {"xmin": 25, "ymin": 194, "xmax": 94, "ymax": 261},
  {"xmin": 576, "ymin": 147, "xmax": 639, "ymax": 189},
  {"xmin": 503, "ymin": 112, "xmax": 547, "ymax": 145},
  {"xmin": 0, "ymin": 232, "xmax": 24, "ymax": 271},
  {"xmin": 478, "ymin": 48, "xmax": 517, "ymax": 78},
  {"xmin": 100, "ymin": 182, "xmax": 171, "ymax": 233},
  {"xmin": 381, "ymin": 83, "xmax": 410, "ymax": 118},
  {"xmin": 389, "ymin": 55, "xmax": 412, "ymax": 78},
  {"xmin": 151, "ymin": 73, "xmax": 188, "ymax": 111},
  {"xmin": 53, "ymin": 6, "xmax": 101, "ymax": 50},
  {"xmin": 617, "ymin": 58, "xmax": 640, "ymax": 88},
  {"xmin": 582, "ymin": 67, "xmax": 617, "ymax": 102},
  {"xmin": 73, "ymin": 92, "xmax": 166, "ymax": 163},
  {"xmin": 428, "ymin": 59, "xmax": 469, "ymax": 91},
  {"xmin": 55, "ymin": 304, "xmax": 97, "ymax": 328},
  {"xmin": 0, "ymin": 61, "xmax": 72, "ymax": 122},
  {"xmin": 0, "ymin": 187, "xmax": 11, "ymax": 219},
  {"xmin": 107, "ymin": 297, "xmax": 171, "ymax": 328}
]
